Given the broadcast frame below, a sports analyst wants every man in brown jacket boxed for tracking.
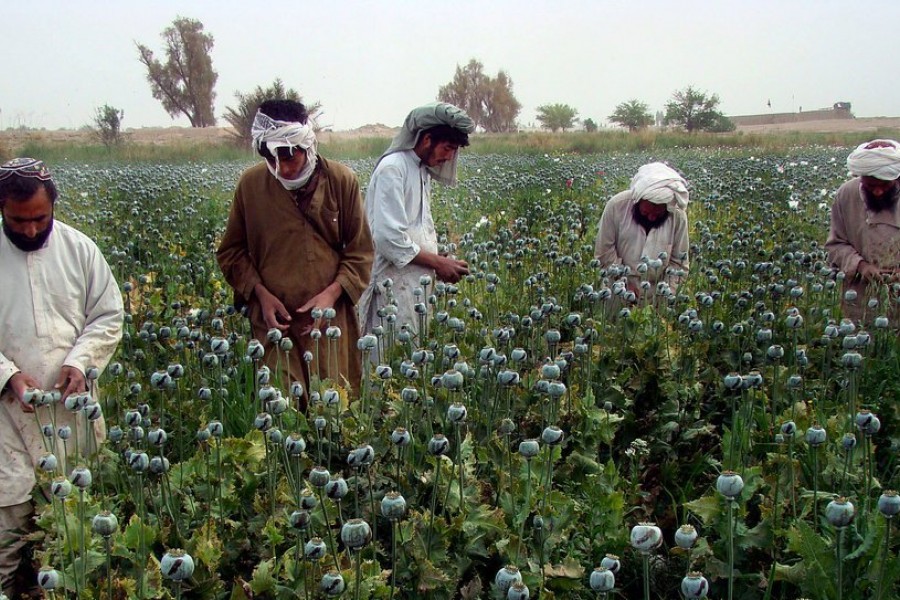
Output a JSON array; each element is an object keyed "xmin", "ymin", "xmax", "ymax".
[
  {"xmin": 826, "ymin": 139, "xmax": 900, "ymax": 323},
  {"xmin": 217, "ymin": 100, "xmax": 373, "ymax": 403}
]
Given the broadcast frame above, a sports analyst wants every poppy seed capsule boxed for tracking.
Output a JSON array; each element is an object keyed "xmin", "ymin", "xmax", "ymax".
[
  {"xmin": 541, "ymin": 425, "xmax": 564, "ymax": 446},
  {"xmin": 878, "ymin": 491, "xmax": 900, "ymax": 518},
  {"xmin": 841, "ymin": 433, "xmax": 857, "ymax": 451},
  {"xmin": 38, "ymin": 453, "xmax": 58, "ymax": 472},
  {"xmin": 381, "ymin": 491, "xmax": 407, "ymax": 519},
  {"xmin": 806, "ymin": 424, "xmax": 827, "ymax": 446},
  {"xmin": 149, "ymin": 456, "xmax": 170, "ymax": 475},
  {"xmin": 70, "ymin": 465, "xmax": 92, "ymax": 489},
  {"xmin": 129, "ymin": 452, "xmax": 150, "ymax": 473},
  {"xmin": 681, "ymin": 572, "xmax": 710, "ymax": 598},
  {"xmin": 305, "ymin": 537, "xmax": 327, "ymax": 560},
  {"xmin": 80, "ymin": 401, "xmax": 100, "ymax": 422},
  {"xmin": 507, "ymin": 582, "xmax": 530, "ymax": 600},
  {"xmin": 160, "ymin": 549, "xmax": 195, "ymax": 581},
  {"xmin": 630, "ymin": 523, "xmax": 663, "ymax": 552},
  {"xmin": 320, "ymin": 569, "xmax": 345, "ymax": 596},
  {"xmin": 589, "ymin": 567, "xmax": 615, "ymax": 592},
  {"xmin": 716, "ymin": 471, "xmax": 744, "ymax": 499},
  {"xmin": 64, "ymin": 392, "xmax": 89, "ymax": 412},
  {"xmin": 196, "ymin": 427, "xmax": 211, "ymax": 442},
  {"xmin": 51, "ymin": 477, "xmax": 72, "ymax": 498},
  {"xmin": 37, "ymin": 567, "xmax": 60, "ymax": 591},
  {"xmin": 300, "ymin": 489, "xmax": 318, "ymax": 511},
  {"xmin": 825, "ymin": 497, "xmax": 855, "ymax": 527},
  {"xmin": 254, "ymin": 412, "xmax": 273, "ymax": 432},
  {"xmin": 780, "ymin": 421, "xmax": 796, "ymax": 437},
  {"xmin": 289, "ymin": 510, "xmax": 311, "ymax": 530},
  {"xmin": 207, "ymin": 421, "xmax": 224, "ymax": 437},
  {"xmin": 674, "ymin": 524, "xmax": 699, "ymax": 549},
  {"xmin": 323, "ymin": 388, "xmax": 340, "ymax": 406},
  {"xmin": 57, "ymin": 425, "xmax": 72, "ymax": 441},
  {"xmin": 391, "ymin": 427, "xmax": 411, "ymax": 446},
  {"xmin": 92, "ymin": 511, "xmax": 119, "ymax": 537},
  {"xmin": 148, "ymin": 427, "xmax": 168, "ymax": 447},
  {"xmin": 447, "ymin": 402, "xmax": 467, "ymax": 423},
  {"xmin": 341, "ymin": 518, "xmax": 372, "ymax": 551},
  {"xmin": 494, "ymin": 566, "xmax": 522, "ymax": 595},
  {"xmin": 266, "ymin": 328, "xmax": 282, "ymax": 343},
  {"xmin": 284, "ymin": 433, "xmax": 306, "ymax": 456},
  {"xmin": 314, "ymin": 416, "xmax": 327, "ymax": 431},
  {"xmin": 325, "ymin": 326, "xmax": 341, "ymax": 339},
  {"xmin": 428, "ymin": 434, "xmax": 450, "ymax": 456},
  {"xmin": 498, "ymin": 418, "xmax": 516, "ymax": 435},
  {"xmin": 309, "ymin": 466, "xmax": 330, "ymax": 488},
  {"xmin": 325, "ymin": 476, "xmax": 349, "ymax": 500},
  {"xmin": 518, "ymin": 439, "xmax": 540, "ymax": 459},
  {"xmin": 441, "ymin": 369, "xmax": 464, "ymax": 391}
]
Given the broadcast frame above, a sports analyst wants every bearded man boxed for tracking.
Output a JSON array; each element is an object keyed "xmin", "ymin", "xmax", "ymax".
[
  {"xmin": 359, "ymin": 102, "xmax": 475, "ymax": 340},
  {"xmin": 217, "ymin": 100, "xmax": 373, "ymax": 399},
  {"xmin": 0, "ymin": 158, "xmax": 123, "ymax": 597},
  {"xmin": 826, "ymin": 139, "xmax": 900, "ymax": 323},
  {"xmin": 594, "ymin": 162, "xmax": 690, "ymax": 300}
]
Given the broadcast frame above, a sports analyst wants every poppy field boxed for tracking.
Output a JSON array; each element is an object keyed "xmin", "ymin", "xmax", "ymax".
[{"xmin": 24, "ymin": 146, "xmax": 900, "ymax": 600}]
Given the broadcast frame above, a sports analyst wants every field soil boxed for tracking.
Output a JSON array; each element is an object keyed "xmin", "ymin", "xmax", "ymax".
[{"xmin": 3, "ymin": 118, "xmax": 900, "ymax": 151}]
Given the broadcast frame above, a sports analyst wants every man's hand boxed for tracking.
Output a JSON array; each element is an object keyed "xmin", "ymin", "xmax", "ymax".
[
  {"xmin": 254, "ymin": 283, "xmax": 292, "ymax": 331},
  {"xmin": 858, "ymin": 261, "xmax": 883, "ymax": 283},
  {"xmin": 5, "ymin": 371, "xmax": 40, "ymax": 413},
  {"xmin": 297, "ymin": 282, "xmax": 343, "ymax": 335},
  {"xmin": 54, "ymin": 366, "xmax": 87, "ymax": 402},
  {"xmin": 432, "ymin": 255, "xmax": 470, "ymax": 283}
]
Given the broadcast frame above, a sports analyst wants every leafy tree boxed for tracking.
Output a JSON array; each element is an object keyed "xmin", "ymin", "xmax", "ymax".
[
  {"xmin": 535, "ymin": 103, "xmax": 578, "ymax": 132},
  {"xmin": 608, "ymin": 99, "xmax": 653, "ymax": 131},
  {"xmin": 664, "ymin": 86, "xmax": 727, "ymax": 133},
  {"xmin": 222, "ymin": 79, "xmax": 322, "ymax": 148},
  {"xmin": 583, "ymin": 118, "xmax": 598, "ymax": 133},
  {"xmin": 136, "ymin": 16, "xmax": 218, "ymax": 127},
  {"xmin": 438, "ymin": 59, "xmax": 521, "ymax": 132},
  {"xmin": 92, "ymin": 105, "xmax": 124, "ymax": 148}
]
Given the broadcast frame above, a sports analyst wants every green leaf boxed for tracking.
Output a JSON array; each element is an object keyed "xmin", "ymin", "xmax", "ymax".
[
  {"xmin": 684, "ymin": 494, "xmax": 721, "ymax": 524},
  {"xmin": 250, "ymin": 558, "xmax": 276, "ymax": 595}
]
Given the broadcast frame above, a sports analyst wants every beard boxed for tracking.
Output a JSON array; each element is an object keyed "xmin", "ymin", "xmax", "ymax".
[
  {"xmin": 632, "ymin": 203, "xmax": 670, "ymax": 232},
  {"xmin": 2, "ymin": 218, "xmax": 53, "ymax": 252},
  {"xmin": 862, "ymin": 183, "xmax": 900, "ymax": 213}
]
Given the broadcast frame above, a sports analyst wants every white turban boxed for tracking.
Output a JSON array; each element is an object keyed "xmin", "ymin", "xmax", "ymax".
[
  {"xmin": 630, "ymin": 162, "xmax": 689, "ymax": 211},
  {"xmin": 251, "ymin": 110, "xmax": 318, "ymax": 190},
  {"xmin": 846, "ymin": 139, "xmax": 900, "ymax": 181}
]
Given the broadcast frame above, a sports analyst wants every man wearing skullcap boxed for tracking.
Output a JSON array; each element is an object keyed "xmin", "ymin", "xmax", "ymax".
[
  {"xmin": 359, "ymin": 102, "xmax": 475, "ymax": 340},
  {"xmin": 826, "ymin": 139, "xmax": 900, "ymax": 323},
  {"xmin": 0, "ymin": 158, "xmax": 123, "ymax": 596},
  {"xmin": 217, "ymin": 100, "xmax": 373, "ymax": 399},
  {"xmin": 594, "ymin": 162, "xmax": 690, "ymax": 300}
]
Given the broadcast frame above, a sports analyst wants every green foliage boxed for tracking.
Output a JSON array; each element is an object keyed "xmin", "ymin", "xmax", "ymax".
[
  {"xmin": 664, "ymin": 86, "xmax": 727, "ymax": 133},
  {"xmin": 535, "ymin": 103, "xmax": 579, "ymax": 132},
  {"xmin": 136, "ymin": 16, "xmax": 218, "ymax": 127},
  {"xmin": 608, "ymin": 99, "xmax": 653, "ymax": 131},
  {"xmin": 92, "ymin": 104, "xmax": 125, "ymax": 149},
  {"xmin": 582, "ymin": 118, "xmax": 598, "ymax": 133},
  {"xmin": 438, "ymin": 58, "xmax": 522, "ymax": 132},
  {"xmin": 222, "ymin": 79, "xmax": 322, "ymax": 148}
]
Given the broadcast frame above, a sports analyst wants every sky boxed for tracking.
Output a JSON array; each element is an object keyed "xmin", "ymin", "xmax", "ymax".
[{"xmin": 3, "ymin": 0, "xmax": 898, "ymax": 132}]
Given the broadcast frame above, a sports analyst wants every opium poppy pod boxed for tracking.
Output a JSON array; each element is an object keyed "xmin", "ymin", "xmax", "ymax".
[
  {"xmin": 878, "ymin": 491, "xmax": 900, "ymax": 518},
  {"xmin": 325, "ymin": 476, "xmax": 349, "ymax": 500},
  {"xmin": 716, "ymin": 471, "xmax": 744, "ymax": 500},
  {"xmin": 674, "ymin": 524, "xmax": 698, "ymax": 549},
  {"xmin": 38, "ymin": 453, "xmax": 58, "ymax": 472},
  {"xmin": 92, "ymin": 510, "xmax": 119, "ymax": 537},
  {"xmin": 51, "ymin": 476, "xmax": 72, "ymax": 498},
  {"xmin": 320, "ymin": 569, "xmax": 345, "ymax": 596},
  {"xmin": 541, "ymin": 425, "xmax": 564, "ymax": 446},
  {"xmin": 494, "ymin": 565, "xmax": 522, "ymax": 595},
  {"xmin": 305, "ymin": 537, "xmax": 327, "ymax": 560},
  {"xmin": 347, "ymin": 444, "xmax": 375, "ymax": 467},
  {"xmin": 806, "ymin": 424, "xmax": 826, "ymax": 446},
  {"xmin": 428, "ymin": 434, "xmax": 450, "ymax": 456},
  {"xmin": 589, "ymin": 567, "xmax": 615, "ymax": 592},
  {"xmin": 381, "ymin": 491, "xmax": 407, "ymax": 520},
  {"xmin": 70, "ymin": 465, "xmax": 93, "ymax": 490},
  {"xmin": 309, "ymin": 466, "xmax": 330, "ymax": 488},
  {"xmin": 391, "ymin": 427, "xmax": 411, "ymax": 446},
  {"xmin": 340, "ymin": 518, "xmax": 372, "ymax": 551},
  {"xmin": 681, "ymin": 572, "xmax": 709, "ymax": 598},
  {"xmin": 630, "ymin": 523, "xmax": 663, "ymax": 552},
  {"xmin": 826, "ymin": 497, "xmax": 855, "ymax": 527},
  {"xmin": 289, "ymin": 509, "xmax": 311, "ymax": 530},
  {"xmin": 160, "ymin": 549, "xmax": 195, "ymax": 581},
  {"xmin": 37, "ymin": 567, "xmax": 60, "ymax": 591},
  {"xmin": 507, "ymin": 582, "xmax": 530, "ymax": 600},
  {"xmin": 518, "ymin": 439, "xmax": 540, "ymax": 459},
  {"xmin": 284, "ymin": 433, "xmax": 306, "ymax": 456},
  {"xmin": 447, "ymin": 402, "xmax": 467, "ymax": 423}
]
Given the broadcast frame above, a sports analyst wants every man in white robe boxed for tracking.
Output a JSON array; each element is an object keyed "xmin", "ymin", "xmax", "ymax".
[
  {"xmin": 594, "ymin": 162, "xmax": 690, "ymax": 300},
  {"xmin": 359, "ymin": 103, "xmax": 475, "ymax": 341},
  {"xmin": 0, "ymin": 158, "xmax": 123, "ymax": 596}
]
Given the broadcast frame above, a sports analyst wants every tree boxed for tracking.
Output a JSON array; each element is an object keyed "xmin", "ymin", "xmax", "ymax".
[
  {"xmin": 222, "ymin": 79, "xmax": 322, "ymax": 148},
  {"xmin": 664, "ymin": 86, "xmax": 727, "ymax": 133},
  {"xmin": 583, "ymin": 118, "xmax": 598, "ymax": 133},
  {"xmin": 136, "ymin": 17, "xmax": 218, "ymax": 127},
  {"xmin": 438, "ymin": 59, "xmax": 521, "ymax": 132},
  {"xmin": 608, "ymin": 99, "xmax": 653, "ymax": 131},
  {"xmin": 92, "ymin": 105, "xmax": 124, "ymax": 148},
  {"xmin": 535, "ymin": 103, "xmax": 579, "ymax": 132}
]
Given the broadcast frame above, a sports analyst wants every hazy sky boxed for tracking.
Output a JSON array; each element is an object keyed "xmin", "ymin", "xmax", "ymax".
[{"xmin": 4, "ymin": 0, "xmax": 898, "ymax": 131}]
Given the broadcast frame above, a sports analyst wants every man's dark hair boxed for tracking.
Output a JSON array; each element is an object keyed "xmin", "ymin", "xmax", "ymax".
[
  {"xmin": 421, "ymin": 124, "xmax": 470, "ymax": 148},
  {"xmin": 0, "ymin": 176, "xmax": 58, "ymax": 208},
  {"xmin": 255, "ymin": 100, "xmax": 309, "ymax": 161}
]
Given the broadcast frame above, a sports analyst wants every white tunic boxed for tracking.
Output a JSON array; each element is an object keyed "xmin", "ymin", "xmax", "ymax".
[
  {"xmin": 0, "ymin": 220, "xmax": 123, "ymax": 506},
  {"xmin": 594, "ymin": 190, "xmax": 690, "ymax": 293},
  {"xmin": 359, "ymin": 150, "xmax": 438, "ymax": 335}
]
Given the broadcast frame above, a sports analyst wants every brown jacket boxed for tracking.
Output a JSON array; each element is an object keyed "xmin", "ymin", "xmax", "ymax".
[
  {"xmin": 826, "ymin": 178, "xmax": 900, "ymax": 323},
  {"xmin": 217, "ymin": 158, "xmax": 373, "ymax": 399}
]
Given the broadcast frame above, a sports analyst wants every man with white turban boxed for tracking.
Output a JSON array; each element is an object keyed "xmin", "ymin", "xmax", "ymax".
[
  {"xmin": 218, "ymin": 100, "xmax": 373, "ymax": 399},
  {"xmin": 359, "ymin": 102, "xmax": 475, "ymax": 341},
  {"xmin": 826, "ymin": 139, "xmax": 900, "ymax": 323},
  {"xmin": 594, "ymin": 162, "xmax": 690, "ymax": 300}
]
